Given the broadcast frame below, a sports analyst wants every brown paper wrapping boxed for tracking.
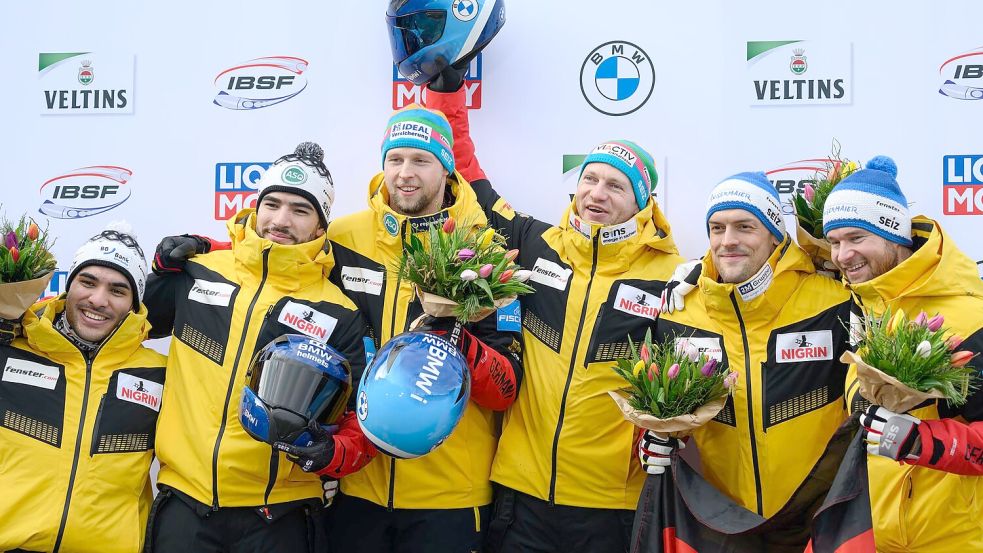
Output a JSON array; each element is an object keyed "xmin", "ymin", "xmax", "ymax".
[
  {"xmin": 841, "ymin": 350, "xmax": 947, "ymax": 413},
  {"xmin": 0, "ymin": 272, "xmax": 54, "ymax": 319},
  {"xmin": 795, "ymin": 221, "xmax": 834, "ymax": 269},
  {"xmin": 609, "ymin": 391, "xmax": 726, "ymax": 439},
  {"xmin": 414, "ymin": 287, "xmax": 516, "ymax": 323}
]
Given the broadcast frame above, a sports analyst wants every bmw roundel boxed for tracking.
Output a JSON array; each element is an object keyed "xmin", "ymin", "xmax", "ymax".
[{"xmin": 580, "ymin": 41, "xmax": 655, "ymax": 116}]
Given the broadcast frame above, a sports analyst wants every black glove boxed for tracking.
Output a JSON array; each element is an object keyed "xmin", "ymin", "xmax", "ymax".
[
  {"xmin": 428, "ymin": 62, "xmax": 467, "ymax": 93},
  {"xmin": 273, "ymin": 422, "xmax": 338, "ymax": 473},
  {"xmin": 415, "ymin": 315, "xmax": 467, "ymax": 348},
  {"xmin": 0, "ymin": 317, "xmax": 22, "ymax": 346},
  {"xmin": 152, "ymin": 234, "xmax": 214, "ymax": 275}
]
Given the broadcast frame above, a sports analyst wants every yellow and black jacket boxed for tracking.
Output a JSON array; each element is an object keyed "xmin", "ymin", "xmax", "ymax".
[
  {"xmin": 474, "ymin": 182, "xmax": 683, "ymax": 509},
  {"xmin": 0, "ymin": 298, "xmax": 165, "ymax": 553},
  {"xmin": 144, "ymin": 210, "xmax": 368, "ymax": 508},
  {"xmin": 843, "ymin": 216, "xmax": 983, "ymax": 552},
  {"xmin": 655, "ymin": 237, "xmax": 853, "ymax": 518},
  {"xmin": 327, "ymin": 173, "xmax": 523, "ymax": 510}
]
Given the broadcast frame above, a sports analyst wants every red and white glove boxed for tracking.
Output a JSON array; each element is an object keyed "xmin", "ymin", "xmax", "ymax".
[
  {"xmin": 638, "ymin": 430, "xmax": 685, "ymax": 475},
  {"xmin": 152, "ymin": 234, "xmax": 231, "ymax": 275},
  {"xmin": 860, "ymin": 405, "xmax": 921, "ymax": 461}
]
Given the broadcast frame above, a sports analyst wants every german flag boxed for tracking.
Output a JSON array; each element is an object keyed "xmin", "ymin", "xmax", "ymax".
[{"xmin": 631, "ymin": 416, "xmax": 875, "ymax": 553}]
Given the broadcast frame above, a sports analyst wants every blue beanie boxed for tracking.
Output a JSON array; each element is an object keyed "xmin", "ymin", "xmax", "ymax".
[
  {"xmin": 578, "ymin": 140, "xmax": 659, "ymax": 211},
  {"xmin": 705, "ymin": 172, "xmax": 786, "ymax": 241},
  {"xmin": 822, "ymin": 156, "xmax": 911, "ymax": 246},
  {"xmin": 381, "ymin": 104, "xmax": 455, "ymax": 175}
]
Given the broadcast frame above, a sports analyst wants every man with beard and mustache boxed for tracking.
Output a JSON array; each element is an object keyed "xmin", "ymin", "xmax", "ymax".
[
  {"xmin": 633, "ymin": 172, "xmax": 854, "ymax": 548},
  {"xmin": 823, "ymin": 155, "xmax": 983, "ymax": 552},
  {"xmin": 0, "ymin": 223, "xmax": 166, "ymax": 553},
  {"xmin": 142, "ymin": 143, "xmax": 375, "ymax": 553}
]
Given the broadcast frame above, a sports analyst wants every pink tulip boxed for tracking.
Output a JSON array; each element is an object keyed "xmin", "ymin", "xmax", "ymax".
[
  {"xmin": 927, "ymin": 315, "xmax": 945, "ymax": 332},
  {"xmin": 946, "ymin": 336, "xmax": 965, "ymax": 351},
  {"xmin": 478, "ymin": 264, "xmax": 494, "ymax": 278},
  {"xmin": 505, "ymin": 249, "xmax": 519, "ymax": 262},
  {"xmin": 639, "ymin": 344, "xmax": 651, "ymax": 364},
  {"xmin": 724, "ymin": 371, "xmax": 739, "ymax": 389},
  {"xmin": 667, "ymin": 363, "xmax": 680, "ymax": 379},
  {"xmin": 9, "ymin": 246, "xmax": 19, "ymax": 263},
  {"xmin": 913, "ymin": 311, "xmax": 929, "ymax": 327},
  {"xmin": 700, "ymin": 358, "xmax": 718, "ymax": 377},
  {"xmin": 457, "ymin": 248, "xmax": 476, "ymax": 261},
  {"xmin": 648, "ymin": 363, "xmax": 660, "ymax": 379},
  {"xmin": 951, "ymin": 351, "xmax": 976, "ymax": 368},
  {"xmin": 803, "ymin": 183, "xmax": 816, "ymax": 203}
]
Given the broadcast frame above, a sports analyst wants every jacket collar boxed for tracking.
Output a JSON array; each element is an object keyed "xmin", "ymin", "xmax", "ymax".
[
  {"xmin": 22, "ymin": 297, "xmax": 151, "ymax": 365},
  {"xmin": 227, "ymin": 209, "xmax": 334, "ymax": 293},
  {"xmin": 558, "ymin": 201, "xmax": 679, "ymax": 271}
]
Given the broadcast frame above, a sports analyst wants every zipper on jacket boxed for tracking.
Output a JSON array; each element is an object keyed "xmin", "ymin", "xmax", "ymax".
[
  {"xmin": 87, "ymin": 395, "xmax": 107, "ymax": 456},
  {"xmin": 548, "ymin": 233, "xmax": 599, "ymax": 505},
  {"xmin": 52, "ymin": 328, "xmax": 119, "ymax": 553},
  {"xmin": 729, "ymin": 292, "xmax": 764, "ymax": 516},
  {"xmin": 388, "ymin": 220, "xmax": 409, "ymax": 342},
  {"xmin": 387, "ymin": 456, "xmax": 397, "ymax": 511},
  {"xmin": 211, "ymin": 247, "xmax": 271, "ymax": 509}
]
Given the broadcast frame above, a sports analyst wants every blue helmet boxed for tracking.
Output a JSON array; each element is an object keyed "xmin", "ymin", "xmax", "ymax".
[
  {"xmin": 386, "ymin": 0, "xmax": 506, "ymax": 85},
  {"xmin": 239, "ymin": 334, "xmax": 352, "ymax": 446},
  {"xmin": 356, "ymin": 331, "xmax": 470, "ymax": 458}
]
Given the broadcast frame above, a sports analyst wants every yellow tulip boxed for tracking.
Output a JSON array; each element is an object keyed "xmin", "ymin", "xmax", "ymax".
[
  {"xmin": 632, "ymin": 360, "xmax": 646, "ymax": 377},
  {"xmin": 885, "ymin": 309, "xmax": 907, "ymax": 335},
  {"xmin": 477, "ymin": 228, "xmax": 496, "ymax": 250}
]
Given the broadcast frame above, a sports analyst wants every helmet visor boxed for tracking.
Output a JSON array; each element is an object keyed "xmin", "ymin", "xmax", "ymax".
[
  {"xmin": 250, "ymin": 355, "xmax": 349, "ymax": 423},
  {"xmin": 387, "ymin": 10, "xmax": 447, "ymax": 65}
]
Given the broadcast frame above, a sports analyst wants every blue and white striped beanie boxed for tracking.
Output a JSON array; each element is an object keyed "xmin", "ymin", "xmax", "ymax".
[
  {"xmin": 822, "ymin": 156, "xmax": 911, "ymax": 246},
  {"xmin": 705, "ymin": 171, "xmax": 786, "ymax": 241}
]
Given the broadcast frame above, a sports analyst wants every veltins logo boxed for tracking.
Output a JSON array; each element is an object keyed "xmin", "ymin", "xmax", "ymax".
[
  {"xmin": 580, "ymin": 41, "xmax": 655, "ymax": 116},
  {"xmin": 393, "ymin": 54, "xmax": 483, "ymax": 109},
  {"xmin": 213, "ymin": 56, "xmax": 309, "ymax": 110},
  {"xmin": 939, "ymin": 48, "xmax": 983, "ymax": 100},
  {"xmin": 39, "ymin": 52, "xmax": 133, "ymax": 114},
  {"xmin": 384, "ymin": 213, "xmax": 399, "ymax": 236},
  {"xmin": 561, "ymin": 153, "xmax": 667, "ymax": 209},
  {"xmin": 39, "ymin": 166, "xmax": 132, "ymax": 219},
  {"xmin": 747, "ymin": 41, "xmax": 851, "ymax": 106},
  {"xmin": 215, "ymin": 162, "xmax": 271, "ymax": 220},
  {"xmin": 943, "ymin": 155, "xmax": 983, "ymax": 215}
]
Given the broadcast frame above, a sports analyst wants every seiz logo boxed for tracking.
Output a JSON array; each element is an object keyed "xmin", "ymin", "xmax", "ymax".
[
  {"xmin": 943, "ymin": 155, "xmax": 983, "ymax": 215},
  {"xmin": 939, "ymin": 48, "xmax": 983, "ymax": 100},
  {"xmin": 188, "ymin": 279, "xmax": 235, "ymax": 307},
  {"xmin": 213, "ymin": 56, "xmax": 309, "ymax": 110},
  {"xmin": 38, "ymin": 166, "xmax": 132, "ymax": 219},
  {"xmin": 775, "ymin": 330, "xmax": 833, "ymax": 363},
  {"xmin": 613, "ymin": 283, "xmax": 659, "ymax": 320},
  {"xmin": 529, "ymin": 258, "xmax": 572, "ymax": 291},
  {"xmin": 278, "ymin": 301, "xmax": 337, "ymax": 342},
  {"xmin": 2, "ymin": 359, "xmax": 59, "ymax": 390},
  {"xmin": 214, "ymin": 162, "xmax": 271, "ymax": 220},
  {"xmin": 393, "ymin": 54, "xmax": 483, "ymax": 109},
  {"xmin": 116, "ymin": 373, "xmax": 163, "ymax": 411}
]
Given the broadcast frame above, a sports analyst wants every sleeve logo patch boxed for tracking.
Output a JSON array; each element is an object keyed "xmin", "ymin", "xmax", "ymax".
[
  {"xmin": 529, "ymin": 258, "xmax": 572, "ymax": 291},
  {"xmin": 188, "ymin": 279, "xmax": 236, "ymax": 307},
  {"xmin": 340, "ymin": 266, "xmax": 384, "ymax": 296},
  {"xmin": 2, "ymin": 359, "xmax": 59, "ymax": 390}
]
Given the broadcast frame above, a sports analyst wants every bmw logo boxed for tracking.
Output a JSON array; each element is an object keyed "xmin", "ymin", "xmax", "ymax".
[
  {"xmin": 357, "ymin": 391, "xmax": 368, "ymax": 420},
  {"xmin": 451, "ymin": 0, "xmax": 478, "ymax": 22},
  {"xmin": 580, "ymin": 41, "xmax": 655, "ymax": 116}
]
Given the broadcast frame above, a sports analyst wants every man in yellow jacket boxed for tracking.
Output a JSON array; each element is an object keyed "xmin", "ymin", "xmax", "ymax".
[
  {"xmin": 823, "ymin": 155, "xmax": 983, "ymax": 551},
  {"xmin": 424, "ymin": 76, "xmax": 683, "ymax": 551},
  {"xmin": 0, "ymin": 223, "xmax": 164, "ymax": 553},
  {"xmin": 142, "ymin": 143, "xmax": 374, "ymax": 553},
  {"xmin": 324, "ymin": 105, "xmax": 524, "ymax": 553},
  {"xmin": 635, "ymin": 172, "xmax": 854, "ymax": 544}
]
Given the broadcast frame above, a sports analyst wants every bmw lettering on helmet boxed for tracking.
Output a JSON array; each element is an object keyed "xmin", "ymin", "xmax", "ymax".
[
  {"xmin": 387, "ymin": 0, "xmax": 506, "ymax": 86},
  {"xmin": 356, "ymin": 331, "xmax": 470, "ymax": 458},
  {"xmin": 238, "ymin": 334, "xmax": 352, "ymax": 446}
]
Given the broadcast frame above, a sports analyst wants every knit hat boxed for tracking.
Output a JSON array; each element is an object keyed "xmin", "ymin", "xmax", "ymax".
[
  {"xmin": 67, "ymin": 221, "xmax": 148, "ymax": 311},
  {"xmin": 822, "ymin": 156, "xmax": 911, "ymax": 246},
  {"xmin": 257, "ymin": 142, "xmax": 335, "ymax": 227},
  {"xmin": 381, "ymin": 104, "xmax": 455, "ymax": 175},
  {"xmin": 705, "ymin": 172, "xmax": 786, "ymax": 241},
  {"xmin": 578, "ymin": 140, "xmax": 659, "ymax": 211}
]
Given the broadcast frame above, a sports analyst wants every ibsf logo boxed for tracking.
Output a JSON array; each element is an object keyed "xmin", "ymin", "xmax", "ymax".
[
  {"xmin": 939, "ymin": 48, "xmax": 983, "ymax": 100},
  {"xmin": 765, "ymin": 158, "xmax": 835, "ymax": 215},
  {"xmin": 392, "ymin": 54, "xmax": 483, "ymax": 109},
  {"xmin": 213, "ymin": 56, "xmax": 308, "ymax": 110},
  {"xmin": 943, "ymin": 155, "xmax": 983, "ymax": 215},
  {"xmin": 580, "ymin": 41, "xmax": 655, "ymax": 116},
  {"xmin": 39, "ymin": 166, "xmax": 132, "ymax": 219},
  {"xmin": 214, "ymin": 162, "xmax": 271, "ymax": 220}
]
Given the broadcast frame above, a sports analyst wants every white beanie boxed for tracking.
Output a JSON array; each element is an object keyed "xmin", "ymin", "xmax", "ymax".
[
  {"xmin": 67, "ymin": 221, "xmax": 148, "ymax": 310},
  {"xmin": 257, "ymin": 142, "xmax": 335, "ymax": 226}
]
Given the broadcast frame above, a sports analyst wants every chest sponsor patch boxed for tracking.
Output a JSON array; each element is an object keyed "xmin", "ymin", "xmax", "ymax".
[
  {"xmin": 529, "ymin": 258, "xmax": 572, "ymax": 291},
  {"xmin": 116, "ymin": 372, "xmax": 163, "ymax": 411},
  {"xmin": 278, "ymin": 301, "xmax": 338, "ymax": 342},
  {"xmin": 600, "ymin": 219, "xmax": 638, "ymax": 245},
  {"xmin": 2, "ymin": 358, "xmax": 59, "ymax": 390},
  {"xmin": 736, "ymin": 263, "xmax": 773, "ymax": 302},
  {"xmin": 613, "ymin": 283, "xmax": 659, "ymax": 320},
  {"xmin": 497, "ymin": 300, "xmax": 522, "ymax": 332},
  {"xmin": 675, "ymin": 337, "xmax": 723, "ymax": 362},
  {"xmin": 568, "ymin": 212, "xmax": 591, "ymax": 239},
  {"xmin": 776, "ymin": 330, "xmax": 834, "ymax": 363},
  {"xmin": 188, "ymin": 279, "xmax": 235, "ymax": 307},
  {"xmin": 340, "ymin": 266, "xmax": 384, "ymax": 296}
]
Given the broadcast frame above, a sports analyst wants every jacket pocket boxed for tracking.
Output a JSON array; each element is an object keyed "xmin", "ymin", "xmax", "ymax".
[
  {"xmin": 90, "ymin": 367, "xmax": 165, "ymax": 455},
  {"xmin": 0, "ymin": 349, "xmax": 66, "ymax": 447}
]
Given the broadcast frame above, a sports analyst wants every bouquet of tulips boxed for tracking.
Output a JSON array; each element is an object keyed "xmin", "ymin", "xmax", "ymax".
[
  {"xmin": 399, "ymin": 216, "xmax": 535, "ymax": 323},
  {"xmin": 610, "ymin": 329, "xmax": 738, "ymax": 438},
  {"xmin": 0, "ymin": 211, "xmax": 57, "ymax": 318},
  {"xmin": 843, "ymin": 308, "xmax": 978, "ymax": 412}
]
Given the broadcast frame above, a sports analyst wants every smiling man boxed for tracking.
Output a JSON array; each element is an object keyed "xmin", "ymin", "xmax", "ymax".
[
  {"xmin": 0, "ymin": 224, "xmax": 166, "ymax": 553},
  {"xmin": 632, "ymin": 172, "xmax": 853, "ymax": 548},
  {"xmin": 823, "ymin": 155, "xmax": 983, "ymax": 552}
]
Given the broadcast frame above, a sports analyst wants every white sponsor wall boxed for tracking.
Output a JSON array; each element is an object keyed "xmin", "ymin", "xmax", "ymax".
[{"xmin": 3, "ymin": 0, "xmax": 983, "ymax": 301}]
